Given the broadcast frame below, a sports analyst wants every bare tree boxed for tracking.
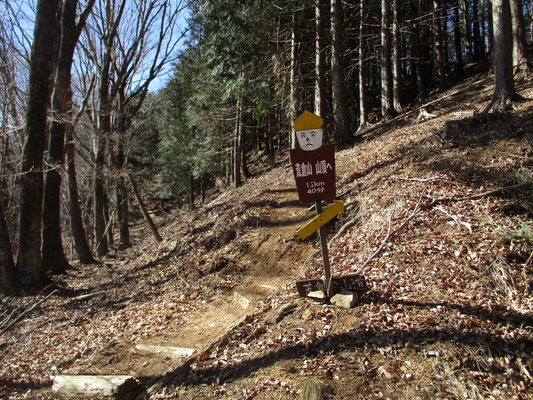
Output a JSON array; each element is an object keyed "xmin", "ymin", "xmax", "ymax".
[
  {"xmin": 0, "ymin": 196, "xmax": 16, "ymax": 294},
  {"xmin": 80, "ymin": 0, "xmax": 186, "ymax": 253},
  {"xmin": 16, "ymin": 0, "xmax": 61, "ymax": 288},
  {"xmin": 42, "ymin": 0, "xmax": 95, "ymax": 274}
]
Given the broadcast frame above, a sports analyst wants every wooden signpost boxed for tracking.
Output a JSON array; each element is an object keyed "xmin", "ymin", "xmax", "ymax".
[{"xmin": 290, "ymin": 111, "xmax": 367, "ymax": 301}]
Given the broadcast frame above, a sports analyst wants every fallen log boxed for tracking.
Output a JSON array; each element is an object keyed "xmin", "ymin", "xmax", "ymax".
[{"xmin": 52, "ymin": 374, "xmax": 144, "ymax": 399}]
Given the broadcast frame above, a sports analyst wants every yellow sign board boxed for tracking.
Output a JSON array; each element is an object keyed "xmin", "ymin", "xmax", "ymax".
[{"xmin": 297, "ymin": 200, "xmax": 344, "ymax": 240}]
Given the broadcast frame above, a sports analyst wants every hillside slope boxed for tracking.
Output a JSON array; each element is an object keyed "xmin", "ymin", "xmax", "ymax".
[{"xmin": 1, "ymin": 74, "xmax": 532, "ymax": 400}]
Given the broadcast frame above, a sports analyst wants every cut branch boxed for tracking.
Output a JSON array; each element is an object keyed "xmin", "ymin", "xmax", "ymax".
[
  {"xmin": 423, "ymin": 182, "xmax": 530, "ymax": 209},
  {"xmin": 359, "ymin": 190, "xmax": 425, "ymax": 271},
  {"xmin": 0, "ymin": 290, "xmax": 57, "ymax": 335}
]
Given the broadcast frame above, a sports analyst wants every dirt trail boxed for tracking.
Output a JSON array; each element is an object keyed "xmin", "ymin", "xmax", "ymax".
[{"xmin": 74, "ymin": 172, "xmax": 316, "ymax": 381}]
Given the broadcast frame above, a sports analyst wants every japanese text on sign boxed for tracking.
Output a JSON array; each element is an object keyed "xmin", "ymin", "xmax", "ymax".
[{"xmin": 290, "ymin": 144, "xmax": 336, "ymax": 203}]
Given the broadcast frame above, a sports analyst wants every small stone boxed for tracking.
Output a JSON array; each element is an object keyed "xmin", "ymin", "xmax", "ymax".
[
  {"xmin": 330, "ymin": 291, "xmax": 358, "ymax": 309},
  {"xmin": 307, "ymin": 290, "xmax": 326, "ymax": 302}
]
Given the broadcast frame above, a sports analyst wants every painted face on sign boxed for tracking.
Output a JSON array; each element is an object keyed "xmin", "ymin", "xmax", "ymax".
[{"xmin": 296, "ymin": 128, "xmax": 323, "ymax": 151}]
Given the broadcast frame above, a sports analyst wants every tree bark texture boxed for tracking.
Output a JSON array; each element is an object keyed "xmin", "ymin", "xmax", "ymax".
[
  {"xmin": 66, "ymin": 130, "xmax": 96, "ymax": 264},
  {"xmin": 453, "ymin": 6, "xmax": 465, "ymax": 81},
  {"xmin": 93, "ymin": 136, "xmax": 108, "ymax": 257},
  {"xmin": 289, "ymin": 11, "xmax": 298, "ymax": 149},
  {"xmin": 314, "ymin": 0, "xmax": 327, "ymax": 119},
  {"xmin": 233, "ymin": 101, "xmax": 242, "ymax": 187},
  {"xmin": 381, "ymin": 0, "xmax": 395, "ymax": 120},
  {"xmin": 473, "ymin": 0, "xmax": 484, "ymax": 58},
  {"xmin": 510, "ymin": 0, "xmax": 531, "ymax": 78},
  {"xmin": 461, "ymin": 0, "xmax": 473, "ymax": 57},
  {"xmin": 433, "ymin": 0, "xmax": 447, "ymax": 90},
  {"xmin": 392, "ymin": 0, "xmax": 402, "ymax": 112},
  {"xmin": 116, "ymin": 176, "xmax": 130, "ymax": 248},
  {"xmin": 16, "ymin": 0, "xmax": 61, "ymax": 288},
  {"xmin": 358, "ymin": 0, "xmax": 368, "ymax": 130},
  {"xmin": 0, "ymin": 198, "xmax": 17, "ymax": 294},
  {"xmin": 330, "ymin": 0, "xmax": 350, "ymax": 146},
  {"xmin": 489, "ymin": 0, "xmax": 517, "ymax": 111},
  {"xmin": 43, "ymin": 0, "xmax": 94, "ymax": 274}
]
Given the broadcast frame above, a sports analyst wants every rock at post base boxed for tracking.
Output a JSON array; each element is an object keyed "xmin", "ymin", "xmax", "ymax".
[
  {"xmin": 330, "ymin": 291, "xmax": 358, "ymax": 309},
  {"xmin": 307, "ymin": 290, "xmax": 327, "ymax": 302}
]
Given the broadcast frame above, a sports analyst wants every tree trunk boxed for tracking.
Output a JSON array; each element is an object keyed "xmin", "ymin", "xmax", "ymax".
[
  {"xmin": 93, "ymin": 136, "xmax": 108, "ymax": 257},
  {"xmin": 392, "ymin": 0, "xmax": 402, "ymax": 112},
  {"xmin": 415, "ymin": 0, "xmax": 432, "ymax": 104},
  {"xmin": 453, "ymin": 6, "xmax": 465, "ymax": 81},
  {"xmin": 330, "ymin": 0, "xmax": 350, "ymax": 146},
  {"xmin": 381, "ymin": 0, "xmax": 395, "ymax": 120},
  {"xmin": 103, "ymin": 188, "xmax": 113, "ymax": 247},
  {"xmin": 434, "ymin": 0, "xmax": 447, "ymax": 91},
  {"xmin": 314, "ymin": 0, "xmax": 327, "ymax": 118},
  {"xmin": 233, "ymin": 101, "xmax": 243, "ymax": 187},
  {"xmin": 66, "ymin": 130, "xmax": 96, "ymax": 264},
  {"xmin": 488, "ymin": 0, "xmax": 518, "ymax": 111},
  {"xmin": 189, "ymin": 169, "xmax": 195, "ymax": 210},
  {"xmin": 16, "ymin": 0, "xmax": 61, "ymax": 288},
  {"xmin": 0, "ymin": 198, "xmax": 17, "ymax": 294},
  {"xmin": 128, "ymin": 173, "xmax": 162, "ymax": 243},
  {"xmin": 289, "ymin": 11, "xmax": 298, "ymax": 149},
  {"xmin": 473, "ymin": 0, "xmax": 483, "ymax": 58},
  {"xmin": 358, "ymin": 0, "xmax": 368, "ymax": 130},
  {"xmin": 267, "ymin": 115, "xmax": 274, "ymax": 167},
  {"xmin": 461, "ymin": 0, "xmax": 473, "ymax": 58},
  {"xmin": 116, "ymin": 176, "xmax": 130, "ymax": 248},
  {"xmin": 241, "ymin": 114, "xmax": 250, "ymax": 179},
  {"xmin": 487, "ymin": 0, "xmax": 494, "ymax": 56},
  {"xmin": 93, "ymin": 0, "xmax": 126, "ymax": 258},
  {"xmin": 42, "ymin": 0, "xmax": 89, "ymax": 274},
  {"xmin": 510, "ymin": 0, "xmax": 531, "ymax": 78}
]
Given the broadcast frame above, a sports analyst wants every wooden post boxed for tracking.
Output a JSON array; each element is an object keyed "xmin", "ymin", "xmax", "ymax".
[{"xmin": 315, "ymin": 201, "xmax": 332, "ymax": 297}]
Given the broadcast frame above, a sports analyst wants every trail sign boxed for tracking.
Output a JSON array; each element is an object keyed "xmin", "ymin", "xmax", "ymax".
[
  {"xmin": 297, "ymin": 200, "xmax": 344, "ymax": 240},
  {"xmin": 290, "ymin": 144, "xmax": 336, "ymax": 203},
  {"xmin": 289, "ymin": 111, "xmax": 367, "ymax": 303}
]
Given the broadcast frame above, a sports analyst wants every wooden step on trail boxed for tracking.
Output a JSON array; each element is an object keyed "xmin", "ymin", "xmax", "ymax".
[
  {"xmin": 52, "ymin": 374, "xmax": 143, "ymax": 398},
  {"xmin": 135, "ymin": 344, "xmax": 196, "ymax": 358}
]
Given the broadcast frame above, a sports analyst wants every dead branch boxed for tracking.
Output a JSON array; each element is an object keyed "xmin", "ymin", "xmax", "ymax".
[
  {"xmin": 70, "ymin": 290, "xmax": 107, "ymax": 302},
  {"xmin": 0, "ymin": 290, "xmax": 58, "ymax": 336},
  {"xmin": 272, "ymin": 302, "xmax": 298, "ymax": 324},
  {"xmin": 359, "ymin": 190, "xmax": 425, "ymax": 271},
  {"xmin": 434, "ymin": 206, "xmax": 473, "ymax": 232},
  {"xmin": 390, "ymin": 175, "xmax": 443, "ymax": 183},
  {"xmin": 423, "ymin": 182, "xmax": 530, "ymax": 209},
  {"xmin": 359, "ymin": 205, "xmax": 396, "ymax": 271}
]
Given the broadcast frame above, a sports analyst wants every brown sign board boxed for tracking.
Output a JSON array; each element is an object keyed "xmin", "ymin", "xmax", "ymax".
[
  {"xmin": 290, "ymin": 144, "xmax": 336, "ymax": 204},
  {"xmin": 296, "ymin": 274, "xmax": 368, "ymax": 298}
]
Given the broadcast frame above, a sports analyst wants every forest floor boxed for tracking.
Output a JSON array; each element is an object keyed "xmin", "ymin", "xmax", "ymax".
[{"xmin": 1, "ymin": 72, "xmax": 533, "ymax": 400}]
